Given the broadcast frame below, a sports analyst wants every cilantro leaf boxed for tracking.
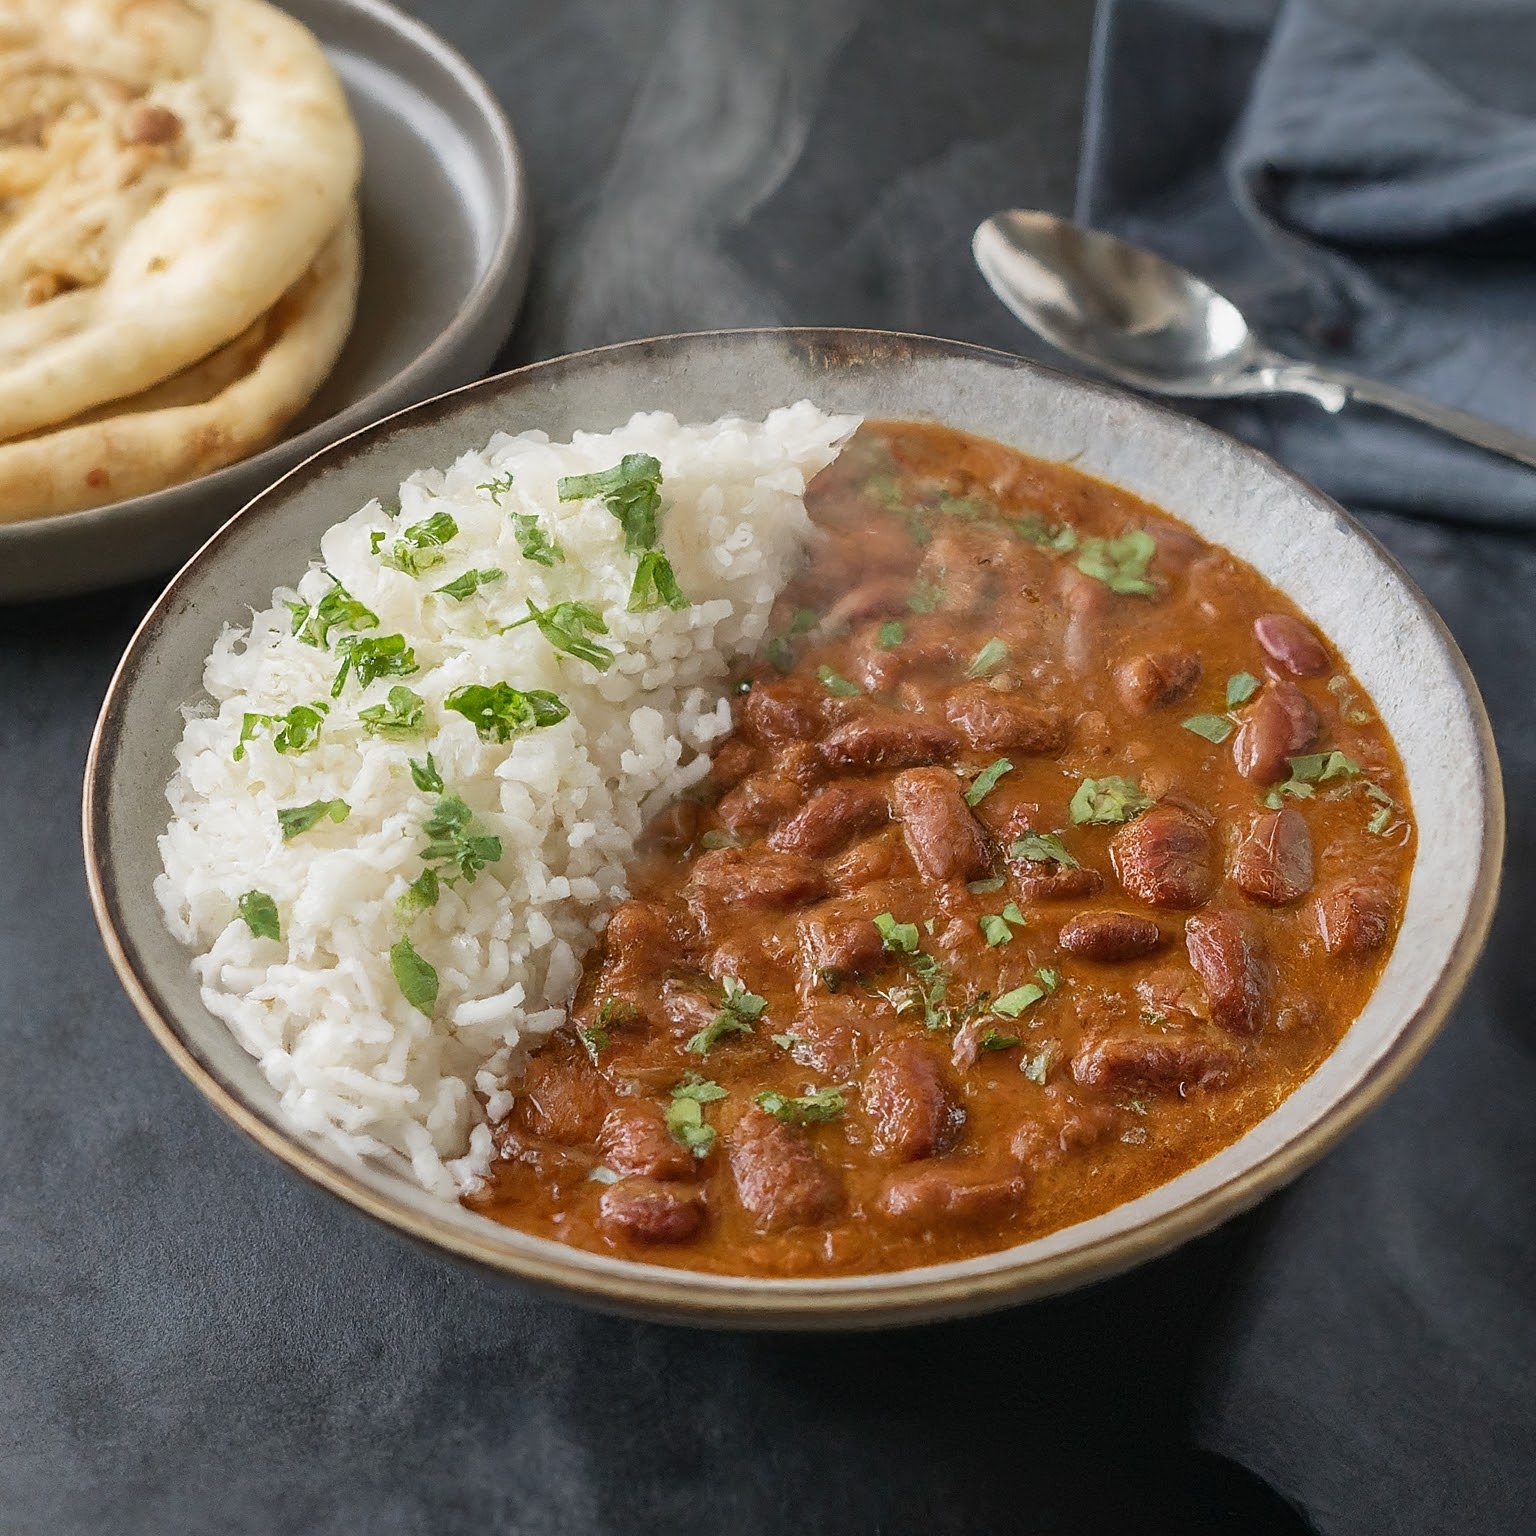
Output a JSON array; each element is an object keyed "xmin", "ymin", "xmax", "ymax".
[
  {"xmin": 754, "ymin": 1087, "xmax": 845, "ymax": 1126},
  {"xmin": 434, "ymin": 567, "xmax": 504, "ymax": 602},
  {"xmin": 967, "ymin": 874, "xmax": 1006, "ymax": 894},
  {"xmin": 409, "ymin": 752, "xmax": 444, "ymax": 793},
  {"xmin": 445, "ymin": 682, "xmax": 569, "ymax": 742},
  {"xmin": 816, "ymin": 665, "xmax": 862, "ymax": 697},
  {"xmin": 1011, "ymin": 831, "xmax": 1079, "ymax": 867},
  {"xmin": 964, "ymin": 757, "xmax": 1012, "ymax": 807},
  {"xmin": 992, "ymin": 983, "xmax": 1045, "ymax": 1018},
  {"xmin": 389, "ymin": 936, "xmax": 438, "ymax": 1014},
  {"xmin": 874, "ymin": 913, "xmax": 920, "ymax": 954},
  {"xmin": 685, "ymin": 975, "xmax": 768, "ymax": 1055},
  {"xmin": 507, "ymin": 510, "xmax": 564, "ymax": 567},
  {"xmin": 289, "ymin": 577, "xmax": 377, "ymax": 649},
  {"xmin": 277, "ymin": 798, "xmax": 350, "ymax": 840},
  {"xmin": 232, "ymin": 700, "xmax": 329, "ymax": 761},
  {"xmin": 666, "ymin": 1072, "xmax": 727, "ymax": 1155},
  {"xmin": 1226, "ymin": 671, "xmax": 1262, "ymax": 708},
  {"xmin": 965, "ymin": 637, "xmax": 1009, "ymax": 678},
  {"xmin": 476, "ymin": 472, "xmax": 515, "ymax": 505},
  {"xmin": 504, "ymin": 599, "xmax": 614, "ymax": 669},
  {"xmin": 1012, "ymin": 514, "xmax": 1079, "ymax": 553},
  {"xmin": 980, "ymin": 1028, "xmax": 1021, "ymax": 1052},
  {"xmin": 1069, "ymin": 776, "xmax": 1153, "ymax": 826},
  {"xmin": 419, "ymin": 793, "xmax": 503, "ymax": 883},
  {"xmin": 396, "ymin": 867, "xmax": 440, "ymax": 917},
  {"xmin": 877, "ymin": 620, "xmax": 905, "ymax": 650},
  {"xmin": 1182, "ymin": 713, "xmax": 1235, "ymax": 744},
  {"xmin": 331, "ymin": 633, "xmax": 418, "ymax": 697},
  {"xmin": 1076, "ymin": 529, "xmax": 1158, "ymax": 595},
  {"xmin": 376, "ymin": 511, "xmax": 459, "ymax": 575},
  {"xmin": 237, "ymin": 891, "xmax": 280, "ymax": 941},
  {"xmin": 906, "ymin": 574, "xmax": 943, "ymax": 613},
  {"xmin": 558, "ymin": 453, "xmax": 663, "ymax": 553},
  {"xmin": 358, "ymin": 685, "xmax": 427, "ymax": 738},
  {"xmin": 628, "ymin": 549, "xmax": 688, "ymax": 612}
]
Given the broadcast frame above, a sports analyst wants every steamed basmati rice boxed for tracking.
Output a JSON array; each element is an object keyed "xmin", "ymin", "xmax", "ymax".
[{"xmin": 155, "ymin": 402, "xmax": 859, "ymax": 1195}]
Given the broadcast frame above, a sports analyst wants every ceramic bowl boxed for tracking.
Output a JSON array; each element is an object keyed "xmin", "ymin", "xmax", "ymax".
[
  {"xmin": 1, "ymin": 0, "xmax": 531, "ymax": 603},
  {"xmin": 83, "ymin": 329, "xmax": 1503, "ymax": 1328}
]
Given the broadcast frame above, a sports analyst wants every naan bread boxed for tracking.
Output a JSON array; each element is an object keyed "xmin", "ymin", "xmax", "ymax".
[
  {"xmin": 0, "ymin": 0, "xmax": 361, "ymax": 440},
  {"xmin": 0, "ymin": 205, "xmax": 359, "ymax": 522}
]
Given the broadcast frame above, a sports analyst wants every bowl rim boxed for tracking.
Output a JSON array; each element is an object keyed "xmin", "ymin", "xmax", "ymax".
[
  {"xmin": 0, "ymin": 0, "xmax": 531, "ymax": 554},
  {"xmin": 82, "ymin": 326, "xmax": 1505, "ymax": 1328}
]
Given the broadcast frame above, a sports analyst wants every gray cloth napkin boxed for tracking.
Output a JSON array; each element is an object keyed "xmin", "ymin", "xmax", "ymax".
[
  {"xmin": 1078, "ymin": 1, "xmax": 1536, "ymax": 1528},
  {"xmin": 1078, "ymin": 0, "xmax": 1536, "ymax": 527}
]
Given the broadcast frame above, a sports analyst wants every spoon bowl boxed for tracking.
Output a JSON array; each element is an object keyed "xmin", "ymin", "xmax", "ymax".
[{"xmin": 973, "ymin": 210, "xmax": 1257, "ymax": 393}]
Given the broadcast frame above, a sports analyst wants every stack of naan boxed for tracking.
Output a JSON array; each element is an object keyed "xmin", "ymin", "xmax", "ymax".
[{"xmin": 0, "ymin": 0, "xmax": 362, "ymax": 522}]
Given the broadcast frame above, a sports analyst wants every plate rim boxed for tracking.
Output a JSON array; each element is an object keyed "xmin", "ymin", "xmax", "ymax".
[
  {"xmin": 81, "ymin": 326, "xmax": 1505, "ymax": 1328},
  {"xmin": 0, "ymin": 0, "xmax": 531, "ymax": 559}
]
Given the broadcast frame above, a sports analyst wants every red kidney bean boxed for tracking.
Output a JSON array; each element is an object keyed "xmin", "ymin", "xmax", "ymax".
[
  {"xmin": 1313, "ymin": 878, "xmax": 1396, "ymax": 956},
  {"xmin": 1231, "ymin": 682, "xmax": 1320, "ymax": 784},
  {"xmin": 1058, "ymin": 910, "xmax": 1164, "ymax": 961},
  {"xmin": 1114, "ymin": 650, "xmax": 1202, "ymax": 714},
  {"xmin": 769, "ymin": 782, "xmax": 888, "ymax": 857},
  {"xmin": 864, "ymin": 1038, "xmax": 965, "ymax": 1160},
  {"xmin": 1253, "ymin": 613, "xmax": 1331, "ymax": 677},
  {"xmin": 1185, "ymin": 911, "xmax": 1268, "ymax": 1035},
  {"xmin": 728, "ymin": 1107, "xmax": 843, "ymax": 1232},
  {"xmin": 1231, "ymin": 807, "xmax": 1315, "ymax": 905},
  {"xmin": 1110, "ymin": 802, "xmax": 1217, "ymax": 910},
  {"xmin": 891, "ymin": 767, "xmax": 992, "ymax": 882},
  {"xmin": 1071, "ymin": 1031, "xmax": 1241, "ymax": 1092},
  {"xmin": 598, "ymin": 1178, "xmax": 706, "ymax": 1243}
]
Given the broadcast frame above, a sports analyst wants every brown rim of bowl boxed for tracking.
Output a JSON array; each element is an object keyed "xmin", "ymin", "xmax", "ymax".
[
  {"xmin": 2, "ymin": 0, "xmax": 530, "ymax": 550},
  {"xmin": 81, "ymin": 327, "xmax": 1505, "ymax": 1329}
]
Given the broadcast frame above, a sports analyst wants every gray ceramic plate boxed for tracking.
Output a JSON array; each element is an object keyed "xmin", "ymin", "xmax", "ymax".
[
  {"xmin": 1, "ymin": 0, "xmax": 529, "ymax": 604},
  {"xmin": 84, "ymin": 329, "xmax": 1503, "ymax": 1329}
]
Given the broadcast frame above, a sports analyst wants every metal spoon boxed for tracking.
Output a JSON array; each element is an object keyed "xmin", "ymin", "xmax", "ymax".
[{"xmin": 973, "ymin": 208, "xmax": 1536, "ymax": 471}]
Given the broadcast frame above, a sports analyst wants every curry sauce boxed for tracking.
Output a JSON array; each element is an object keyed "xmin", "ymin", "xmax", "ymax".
[{"xmin": 466, "ymin": 421, "xmax": 1413, "ymax": 1277}]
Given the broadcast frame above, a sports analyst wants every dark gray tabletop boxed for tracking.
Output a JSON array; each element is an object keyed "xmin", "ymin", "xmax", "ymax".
[{"xmin": 0, "ymin": 2, "xmax": 1359, "ymax": 1530}]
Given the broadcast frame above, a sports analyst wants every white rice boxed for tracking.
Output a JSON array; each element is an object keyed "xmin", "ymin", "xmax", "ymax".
[{"xmin": 155, "ymin": 402, "xmax": 859, "ymax": 1195}]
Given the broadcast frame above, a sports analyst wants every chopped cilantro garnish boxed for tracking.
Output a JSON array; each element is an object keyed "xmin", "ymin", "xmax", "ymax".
[
  {"xmin": 967, "ymin": 874, "xmax": 1006, "ymax": 894},
  {"xmin": 965, "ymin": 637, "xmax": 1009, "ymax": 678},
  {"xmin": 419, "ymin": 793, "xmax": 502, "ymax": 883},
  {"xmin": 288, "ymin": 577, "xmax": 377, "ymax": 649},
  {"xmin": 1011, "ymin": 830, "xmax": 1079, "ymax": 867},
  {"xmin": 1012, "ymin": 514, "xmax": 1079, "ymax": 553},
  {"xmin": 389, "ymin": 936, "xmax": 438, "ymax": 1014},
  {"xmin": 509, "ymin": 510, "xmax": 564, "ymax": 567},
  {"xmin": 1265, "ymin": 750, "xmax": 1360, "ymax": 808},
  {"xmin": 816, "ymin": 665, "xmax": 862, "ymax": 697},
  {"xmin": 434, "ymin": 567, "xmax": 504, "ymax": 602},
  {"xmin": 964, "ymin": 757, "xmax": 1012, "ymax": 807},
  {"xmin": 1226, "ymin": 671, "xmax": 1262, "ymax": 708},
  {"xmin": 1069, "ymin": 776, "xmax": 1153, "ymax": 826},
  {"xmin": 476, "ymin": 472, "xmax": 515, "ymax": 504},
  {"xmin": 667, "ymin": 1072, "xmax": 727, "ymax": 1156},
  {"xmin": 232, "ymin": 700, "xmax": 328, "ymax": 761},
  {"xmin": 980, "ymin": 1028, "xmax": 1021, "ymax": 1052},
  {"xmin": 558, "ymin": 453, "xmax": 663, "ymax": 553},
  {"xmin": 686, "ymin": 976, "xmax": 767, "ymax": 1055},
  {"xmin": 277, "ymin": 798, "xmax": 350, "ymax": 840},
  {"xmin": 504, "ymin": 599, "xmax": 613, "ymax": 669},
  {"xmin": 237, "ymin": 891, "xmax": 280, "ymax": 941},
  {"xmin": 992, "ymin": 983, "xmax": 1045, "ymax": 1018},
  {"xmin": 979, "ymin": 914, "xmax": 1012, "ymax": 947},
  {"xmin": 331, "ymin": 633, "xmax": 418, "ymax": 697},
  {"xmin": 906, "ymin": 574, "xmax": 944, "ymax": 613},
  {"xmin": 409, "ymin": 753, "xmax": 444, "ymax": 793},
  {"xmin": 874, "ymin": 913, "xmax": 920, "ymax": 954},
  {"xmin": 578, "ymin": 1024, "xmax": 610, "ymax": 1061},
  {"xmin": 1037, "ymin": 966, "xmax": 1060, "ymax": 993},
  {"xmin": 396, "ymin": 867, "xmax": 440, "ymax": 917},
  {"xmin": 376, "ymin": 511, "xmax": 459, "ymax": 575},
  {"xmin": 755, "ymin": 1087, "xmax": 845, "ymax": 1126},
  {"xmin": 877, "ymin": 620, "xmax": 905, "ymax": 650},
  {"xmin": 628, "ymin": 549, "xmax": 688, "ymax": 612},
  {"xmin": 1076, "ymin": 529, "xmax": 1158, "ymax": 595},
  {"xmin": 1182, "ymin": 713, "xmax": 1235, "ymax": 744},
  {"xmin": 358, "ymin": 685, "xmax": 427, "ymax": 738},
  {"xmin": 445, "ymin": 682, "xmax": 569, "ymax": 742}
]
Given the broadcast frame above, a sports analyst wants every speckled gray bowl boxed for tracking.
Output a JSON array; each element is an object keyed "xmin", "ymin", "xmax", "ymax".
[
  {"xmin": 2, "ymin": 0, "xmax": 530, "ymax": 604},
  {"xmin": 83, "ymin": 329, "xmax": 1503, "ymax": 1329}
]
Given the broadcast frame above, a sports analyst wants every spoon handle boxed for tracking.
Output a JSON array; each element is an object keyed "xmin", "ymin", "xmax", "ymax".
[{"xmin": 1270, "ymin": 360, "xmax": 1536, "ymax": 472}]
